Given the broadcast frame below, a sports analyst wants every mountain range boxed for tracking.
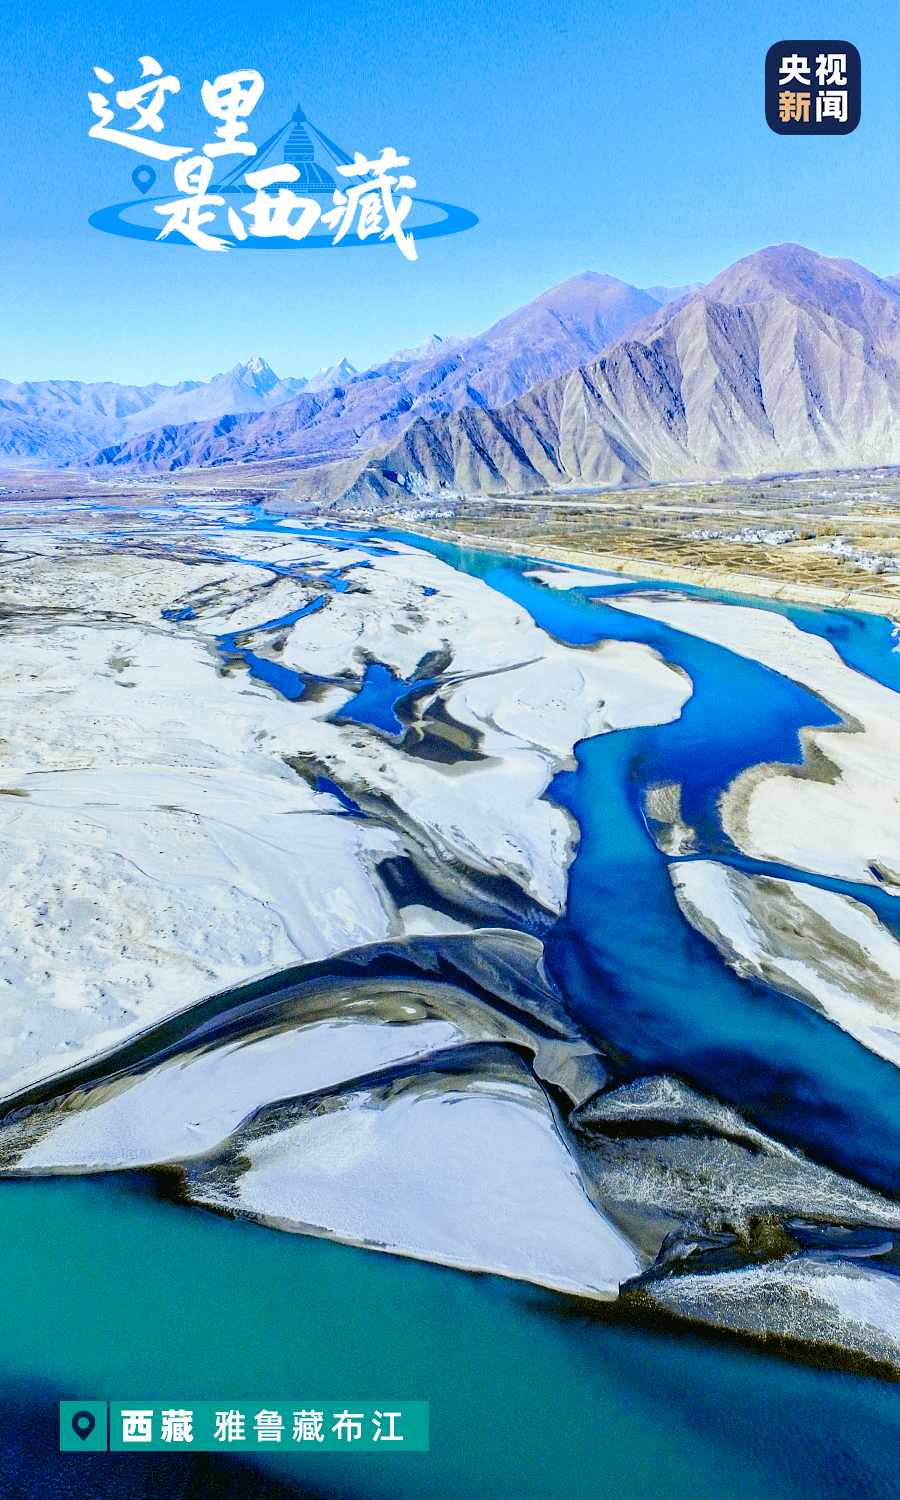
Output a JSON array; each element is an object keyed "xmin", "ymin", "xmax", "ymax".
[
  {"xmin": 0, "ymin": 355, "xmax": 381, "ymax": 465},
  {"xmin": 9, "ymin": 245, "xmax": 900, "ymax": 498},
  {"xmin": 0, "ymin": 274, "xmax": 703, "ymax": 471},
  {"xmin": 0, "ymin": 358, "xmax": 297, "ymax": 464},
  {"xmin": 0, "ymin": 276, "xmax": 669, "ymax": 467},
  {"xmin": 297, "ymin": 244, "xmax": 900, "ymax": 506},
  {"xmin": 73, "ymin": 271, "xmax": 672, "ymax": 472}
]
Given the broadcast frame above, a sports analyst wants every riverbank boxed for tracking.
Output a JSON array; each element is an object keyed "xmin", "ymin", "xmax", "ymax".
[{"xmin": 407, "ymin": 527, "xmax": 900, "ymax": 619}]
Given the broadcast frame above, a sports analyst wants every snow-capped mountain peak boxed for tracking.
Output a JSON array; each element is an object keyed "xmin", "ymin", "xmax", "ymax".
[
  {"xmin": 229, "ymin": 357, "xmax": 281, "ymax": 396},
  {"xmin": 305, "ymin": 357, "xmax": 358, "ymax": 392}
]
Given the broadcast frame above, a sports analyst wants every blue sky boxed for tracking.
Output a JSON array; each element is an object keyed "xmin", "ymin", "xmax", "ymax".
[{"xmin": 3, "ymin": 0, "xmax": 898, "ymax": 383}]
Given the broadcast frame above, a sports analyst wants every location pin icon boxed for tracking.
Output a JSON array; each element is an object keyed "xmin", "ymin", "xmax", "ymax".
[
  {"xmin": 72, "ymin": 1410, "xmax": 96, "ymax": 1442},
  {"xmin": 132, "ymin": 165, "xmax": 156, "ymax": 195}
]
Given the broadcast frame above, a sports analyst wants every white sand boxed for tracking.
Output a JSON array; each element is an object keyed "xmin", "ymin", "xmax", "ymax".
[
  {"xmin": 523, "ymin": 566, "xmax": 627, "ymax": 588},
  {"xmin": 671, "ymin": 860, "xmax": 900, "ymax": 1068},
  {"xmin": 15, "ymin": 1018, "xmax": 463, "ymax": 1170},
  {"xmin": 0, "ymin": 514, "xmax": 689, "ymax": 1093},
  {"xmin": 194, "ymin": 1074, "xmax": 642, "ymax": 1297},
  {"xmin": 611, "ymin": 592, "xmax": 900, "ymax": 887}
]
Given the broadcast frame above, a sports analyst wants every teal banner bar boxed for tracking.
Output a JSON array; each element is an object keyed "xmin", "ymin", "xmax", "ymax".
[{"xmin": 99, "ymin": 1402, "xmax": 429, "ymax": 1451}]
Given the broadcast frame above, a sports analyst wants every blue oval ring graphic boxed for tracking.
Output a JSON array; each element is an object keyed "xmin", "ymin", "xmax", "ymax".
[{"xmin": 89, "ymin": 195, "xmax": 478, "ymax": 249}]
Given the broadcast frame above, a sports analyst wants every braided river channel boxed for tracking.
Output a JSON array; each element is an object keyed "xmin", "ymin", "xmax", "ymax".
[{"xmin": 4, "ymin": 521, "xmax": 900, "ymax": 1499}]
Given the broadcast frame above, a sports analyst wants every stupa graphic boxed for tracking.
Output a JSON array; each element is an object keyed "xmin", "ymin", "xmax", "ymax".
[
  {"xmin": 91, "ymin": 99, "xmax": 478, "ymax": 248},
  {"xmin": 212, "ymin": 103, "xmax": 365, "ymax": 194}
]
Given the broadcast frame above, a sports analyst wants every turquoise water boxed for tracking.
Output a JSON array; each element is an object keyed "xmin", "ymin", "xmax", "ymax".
[
  {"xmin": 4, "ymin": 1175, "xmax": 900, "ymax": 1499},
  {"xmin": 8, "ymin": 520, "xmax": 900, "ymax": 1495}
]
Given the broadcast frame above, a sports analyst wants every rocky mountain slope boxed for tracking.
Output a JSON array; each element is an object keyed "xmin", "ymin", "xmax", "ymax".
[
  {"xmin": 300, "ymin": 244, "xmax": 900, "ymax": 506},
  {"xmin": 79, "ymin": 272, "xmax": 664, "ymax": 471}
]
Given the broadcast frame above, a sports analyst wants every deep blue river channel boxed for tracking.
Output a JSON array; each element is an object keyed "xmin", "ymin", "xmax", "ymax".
[{"xmin": 6, "ymin": 523, "xmax": 900, "ymax": 1499}]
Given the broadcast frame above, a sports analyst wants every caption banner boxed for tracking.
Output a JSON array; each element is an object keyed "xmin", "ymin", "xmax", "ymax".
[{"xmin": 60, "ymin": 1401, "xmax": 429, "ymax": 1451}]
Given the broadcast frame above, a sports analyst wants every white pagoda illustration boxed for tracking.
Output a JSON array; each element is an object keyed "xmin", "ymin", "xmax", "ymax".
[{"xmin": 213, "ymin": 103, "xmax": 364, "ymax": 195}]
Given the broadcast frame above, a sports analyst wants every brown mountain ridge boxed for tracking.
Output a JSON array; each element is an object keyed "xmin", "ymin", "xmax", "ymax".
[{"xmin": 302, "ymin": 244, "xmax": 900, "ymax": 507}]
